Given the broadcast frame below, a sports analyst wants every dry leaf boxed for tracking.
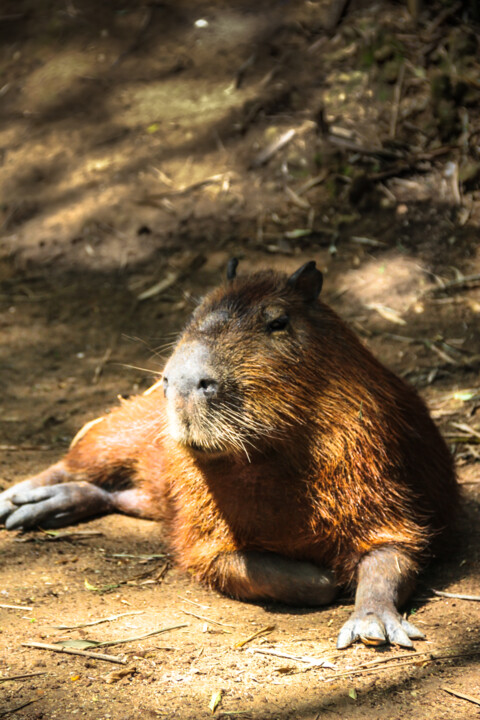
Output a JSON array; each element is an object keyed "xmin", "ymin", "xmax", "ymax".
[
  {"xmin": 105, "ymin": 665, "xmax": 137, "ymax": 684},
  {"xmin": 367, "ymin": 303, "xmax": 406, "ymax": 325},
  {"xmin": 209, "ymin": 689, "xmax": 223, "ymax": 714}
]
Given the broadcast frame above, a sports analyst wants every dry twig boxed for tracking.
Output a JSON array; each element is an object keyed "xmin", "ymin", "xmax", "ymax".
[
  {"xmin": 99, "ymin": 623, "xmax": 188, "ymax": 647},
  {"xmin": 327, "ymin": 134, "xmax": 402, "ymax": 160},
  {"xmin": 427, "ymin": 273, "xmax": 480, "ymax": 294},
  {"xmin": 178, "ymin": 595, "xmax": 210, "ymax": 610},
  {"xmin": 54, "ymin": 610, "xmax": 144, "ymax": 630},
  {"xmin": 0, "ymin": 672, "xmax": 46, "ymax": 683},
  {"xmin": 450, "ymin": 422, "xmax": 480, "ymax": 440},
  {"xmin": 0, "ymin": 444, "xmax": 53, "ymax": 452},
  {"xmin": 285, "ymin": 185, "xmax": 311, "ymax": 209},
  {"xmin": 92, "ymin": 347, "xmax": 113, "ymax": 384},
  {"xmin": 249, "ymin": 647, "xmax": 335, "ymax": 668},
  {"xmin": 433, "ymin": 589, "xmax": 480, "ymax": 602},
  {"xmin": 297, "ymin": 170, "xmax": 329, "ymax": 196},
  {"xmin": 137, "ymin": 271, "xmax": 180, "ymax": 301},
  {"xmin": 390, "ymin": 62, "xmax": 406, "ymax": 139},
  {"xmin": 22, "ymin": 641, "xmax": 127, "ymax": 664},
  {"xmin": 0, "ymin": 603, "xmax": 32, "ymax": 611},
  {"xmin": 0, "ymin": 699, "xmax": 38, "ymax": 717},
  {"xmin": 235, "ymin": 625, "xmax": 275, "ymax": 648},
  {"xmin": 324, "ymin": 656, "xmax": 431, "ymax": 681},
  {"xmin": 442, "ymin": 687, "xmax": 480, "ymax": 706},
  {"xmin": 182, "ymin": 610, "xmax": 235, "ymax": 629},
  {"xmin": 39, "ymin": 530, "xmax": 104, "ymax": 541},
  {"xmin": 250, "ymin": 129, "xmax": 297, "ymax": 168},
  {"xmin": 325, "ymin": 646, "xmax": 480, "ymax": 681}
]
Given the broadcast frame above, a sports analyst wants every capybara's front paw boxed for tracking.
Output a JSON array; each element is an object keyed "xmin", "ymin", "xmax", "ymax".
[{"xmin": 336, "ymin": 606, "xmax": 424, "ymax": 649}]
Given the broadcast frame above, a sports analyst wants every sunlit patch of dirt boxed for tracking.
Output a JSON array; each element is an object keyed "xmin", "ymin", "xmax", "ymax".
[{"xmin": 341, "ymin": 253, "xmax": 429, "ymax": 313}]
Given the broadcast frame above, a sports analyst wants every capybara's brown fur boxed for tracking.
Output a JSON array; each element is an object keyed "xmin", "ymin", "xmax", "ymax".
[{"xmin": 0, "ymin": 261, "xmax": 458, "ymax": 648}]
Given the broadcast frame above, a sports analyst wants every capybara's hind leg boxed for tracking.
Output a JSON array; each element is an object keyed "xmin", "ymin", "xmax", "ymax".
[
  {"xmin": 336, "ymin": 546, "xmax": 424, "ymax": 649},
  {"xmin": 0, "ymin": 462, "xmax": 115, "ymax": 530},
  {"xmin": 0, "ymin": 461, "xmax": 154, "ymax": 530},
  {"xmin": 212, "ymin": 551, "xmax": 338, "ymax": 606},
  {"xmin": 0, "ymin": 390, "xmax": 167, "ymax": 531}
]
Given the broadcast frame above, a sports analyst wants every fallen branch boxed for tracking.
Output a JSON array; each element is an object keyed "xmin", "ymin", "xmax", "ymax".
[
  {"xmin": 324, "ymin": 655, "xmax": 432, "ymax": 681},
  {"xmin": 0, "ymin": 672, "xmax": 46, "ymax": 683},
  {"xmin": 0, "ymin": 699, "xmax": 38, "ymax": 717},
  {"xmin": 178, "ymin": 595, "xmax": 210, "ymax": 610},
  {"xmin": 355, "ymin": 649, "xmax": 432, "ymax": 669},
  {"xmin": 249, "ymin": 647, "xmax": 335, "ymax": 668},
  {"xmin": 0, "ymin": 444, "xmax": 54, "ymax": 452},
  {"xmin": 327, "ymin": 133, "xmax": 403, "ymax": 160},
  {"xmin": 39, "ymin": 530, "xmax": 104, "ymax": 541},
  {"xmin": 99, "ymin": 623, "xmax": 188, "ymax": 647},
  {"xmin": 433, "ymin": 589, "xmax": 480, "ymax": 602},
  {"xmin": 137, "ymin": 271, "xmax": 180, "ymax": 301},
  {"xmin": 390, "ymin": 62, "xmax": 406, "ymax": 139},
  {"xmin": 427, "ymin": 273, "xmax": 480, "ymax": 294},
  {"xmin": 139, "ymin": 173, "xmax": 229, "ymax": 201},
  {"xmin": 449, "ymin": 422, "xmax": 480, "ymax": 440},
  {"xmin": 54, "ymin": 610, "xmax": 144, "ymax": 630},
  {"xmin": 22, "ymin": 641, "xmax": 127, "ymax": 665},
  {"xmin": 250, "ymin": 129, "xmax": 297, "ymax": 169},
  {"xmin": 442, "ymin": 686, "xmax": 480, "ymax": 706},
  {"xmin": 92, "ymin": 346, "xmax": 113, "ymax": 384},
  {"xmin": 324, "ymin": 647, "xmax": 480, "ymax": 681},
  {"xmin": 297, "ymin": 170, "xmax": 329, "ymax": 196},
  {"xmin": 325, "ymin": 137, "xmax": 455, "ymax": 183},
  {"xmin": 235, "ymin": 625, "xmax": 275, "ymax": 649},
  {"xmin": 445, "ymin": 436, "xmax": 480, "ymax": 444},
  {"xmin": 0, "ymin": 603, "xmax": 32, "ymax": 611},
  {"xmin": 285, "ymin": 185, "xmax": 310, "ymax": 209},
  {"xmin": 181, "ymin": 610, "xmax": 235, "ymax": 629}
]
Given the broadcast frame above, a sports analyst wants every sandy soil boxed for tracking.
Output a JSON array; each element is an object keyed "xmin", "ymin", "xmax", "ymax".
[{"xmin": 1, "ymin": 1, "xmax": 480, "ymax": 718}]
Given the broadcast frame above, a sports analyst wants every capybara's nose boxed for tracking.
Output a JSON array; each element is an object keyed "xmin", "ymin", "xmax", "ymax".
[
  {"xmin": 163, "ymin": 342, "xmax": 219, "ymax": 402},
  {"xmin": 197, "ymin": 377, "xmax": 218, "ymax": 399},
  {"xmin": 171, "ymin": 372, "xmax": 218, "ymax": 401}
]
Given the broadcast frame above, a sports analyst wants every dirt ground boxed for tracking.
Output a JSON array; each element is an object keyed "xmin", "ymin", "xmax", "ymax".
[{"xmin": 1, "ymin": 1, "xmax": 480, "ymax": 718}]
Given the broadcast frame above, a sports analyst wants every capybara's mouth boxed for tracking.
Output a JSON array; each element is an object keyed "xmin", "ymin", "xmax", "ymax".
[{"xmin": 167, "ymin": 404, "xmax": 233, "ymax": 457}]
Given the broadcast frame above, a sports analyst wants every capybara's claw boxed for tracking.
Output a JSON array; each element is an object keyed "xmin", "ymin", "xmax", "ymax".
[
  {"xmin": 0, "ymin": 480, "xmax": 34, "ymax": 525},
  {"xmin": 0, "ymin": 497, "xmax": 16, "ymax": 524},
  {"xmin": 337, "ymin": 608, "xmax": 424, "ymax": 649}
]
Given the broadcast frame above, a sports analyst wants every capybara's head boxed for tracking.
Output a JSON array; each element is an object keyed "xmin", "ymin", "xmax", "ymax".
[{"xmin": 162, "ymin": 261, "xmax": 332, "ymax": 458}]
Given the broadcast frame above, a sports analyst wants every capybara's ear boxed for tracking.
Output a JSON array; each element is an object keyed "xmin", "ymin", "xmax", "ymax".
[
  {"xmin": 287, "ymin": 261, "xmax": 323, "ymax": 301},
  {"xmin": 226, "ymin": 257, "xmax": 239, "ymax": 281}
]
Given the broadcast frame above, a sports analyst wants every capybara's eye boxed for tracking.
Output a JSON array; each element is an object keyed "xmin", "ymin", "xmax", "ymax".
[{"xmin": 267, "ymin": 315, "xmax": 289, "ymax": 333}]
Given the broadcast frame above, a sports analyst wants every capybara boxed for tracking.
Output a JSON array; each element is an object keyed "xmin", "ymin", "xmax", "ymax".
[{"xmin": 0, "ymin": 260, "xmax": 457, "ymax": 649}]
